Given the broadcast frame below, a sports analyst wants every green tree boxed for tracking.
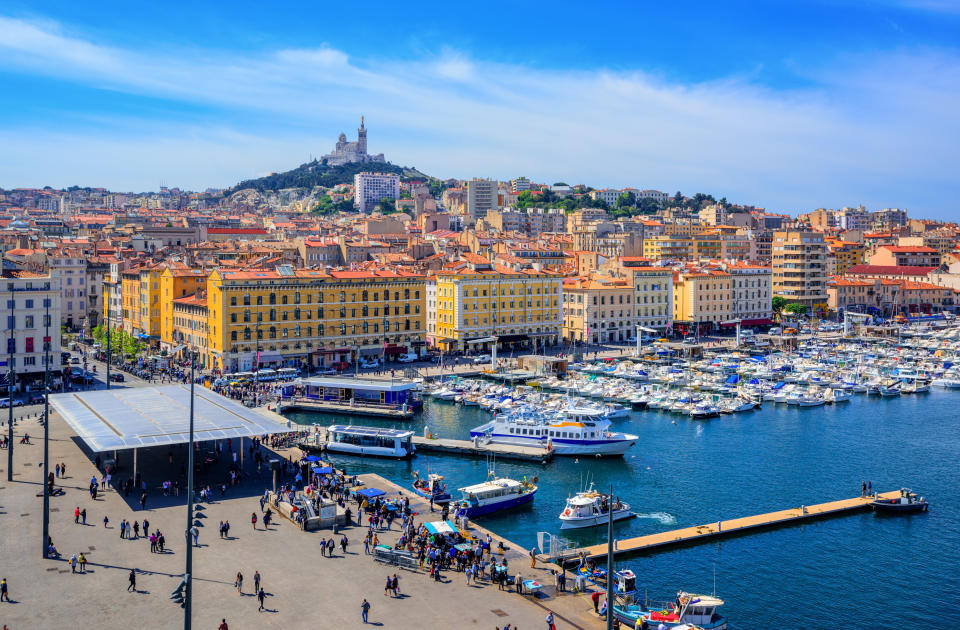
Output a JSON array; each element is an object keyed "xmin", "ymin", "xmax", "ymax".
[
  {"xmin": 772, "ymin": 296, "xmax": 787, "ymax": 322},
  {"xmin": 616, "ymin": 192, "xmax": 637, "ymax": 208},
  {"xmin": 784, "ymin": 303, "xmax": 809, "ymax": 316},
  {"xmin": 378, "ymin": 197, "xmax": 397, "ymax": 213}
]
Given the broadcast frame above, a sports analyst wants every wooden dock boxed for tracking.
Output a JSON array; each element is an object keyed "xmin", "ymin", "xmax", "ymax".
[
  {"xmin": 412, "ymin": 436, "xmax": 553, "ymax": 462},
  {"xmin": 545, "ymin": 490, "xmax": 900, "ymax": 563},
  {"xmin": 279, "ymin": 397, "xmax": 415, "ymax": 419}
]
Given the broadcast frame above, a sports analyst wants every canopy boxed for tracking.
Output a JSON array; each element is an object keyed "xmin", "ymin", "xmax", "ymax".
[
  {"xmin": 355, "ymin": 487, "xmax": 386, "ymax": 499},
  {"xmin": 304, "ymin": 455, "xmax": 323, "ymax": 462},
  {"xmin": 311, "ymin": 466, "xmax": 333, "ymax": 474},
  {"xmin": 725, "ymin": 375, "xmax": 740, "ymax": 384},
  {"xmin": 423, "ymin": 520, "xmax": 459, "ymax": 535},
  {"xmin": 48, "ymin": 384, "xmax": 293, "ymax": 453}
]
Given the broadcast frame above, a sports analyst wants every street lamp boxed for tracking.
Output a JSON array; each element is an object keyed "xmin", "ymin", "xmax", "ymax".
[
  {"xmin": 41, "ymin": 298, "xmax": 51, "ymax": 558},
  {"xmin": 6, "ymin": 291, "xmax": 14, "ymax": 482},
  {"xmin": 254, "ymin": 323, "xmax": 260, "ymax": 407},
  {"xmin": 184, "ymin": 345, "xmax": 196, "ymax": 629}
]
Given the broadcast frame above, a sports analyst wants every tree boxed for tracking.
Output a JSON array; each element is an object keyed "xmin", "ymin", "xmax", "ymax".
[
  {"xmin": 772, "ymin": 296, "xmax": 787, "ymax": 321},
  {"xmin": 784, "ymin": 303, "xmax": 809, "ymax": 316},
  {"xmin": 378, "ymin": 197, "xmax": 397, "ymax": 214},
  {"xmin": 616, "ymin": 192, "xmax": 637, "ymax": 208}
]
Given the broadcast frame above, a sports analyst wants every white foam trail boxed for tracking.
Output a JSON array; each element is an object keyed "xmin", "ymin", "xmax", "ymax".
[{"xmin": 634, "ymin": 512, "xmax": 678, "ymax": 525}]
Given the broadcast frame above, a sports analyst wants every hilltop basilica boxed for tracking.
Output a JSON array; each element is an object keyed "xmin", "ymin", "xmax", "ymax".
[{"xmin": 320, "ymin": 117, "xmax": 386, "ymax": 166}]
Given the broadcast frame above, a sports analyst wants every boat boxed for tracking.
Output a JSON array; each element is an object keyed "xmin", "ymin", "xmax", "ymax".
[
  {"xmin": 614, "ymin": 592, "xmax": 728, "ymax": 630},
  {"xmin": 689, "ymin": 403, "xmax": 721, "ymax": 419},
  {"xmin": 558, "ymin": 485, "xmax": 634, "ymax": 529},
  {"xmin": 469, "ymin": 404, "xmax": 638, "ymax": 456},
  {"xmin": 324, "ymin": 425, "xmax": 415, "ymax": 458},
  {"xmin": 871, "ymin": 488, "xmax": 929, "ymax": 513},
  {"xmin": 412, "ymin": 471, "xmax": 451, "ymax": 505},
  {"xmin": 455, "ymin": 475, "xmax": 537, "ymax": 517}
]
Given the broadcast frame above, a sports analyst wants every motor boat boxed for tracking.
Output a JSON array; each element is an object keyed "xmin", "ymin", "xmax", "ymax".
[
  {"xmin": 614, "ymin": 591, "xmax": 728, "ymax": 629},
  {"xmin": 455, "ymin": 474, "xmax": 537, "ymax": 517},
  {"xmin": 412, "ymin": 471, "xmax": 451, "ymax": 505},
  {"xmin": 871, "ymin": 488, "xmax": 929, "ymax": 513},
  {"xmin": 558, "ymin": 485, "xmax": 634, "ymax": 529}
]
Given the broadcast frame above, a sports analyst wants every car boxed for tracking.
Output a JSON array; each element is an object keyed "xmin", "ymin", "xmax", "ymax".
[
  {"xmin": 70, "ymin": 357, "xmax": 80, "ymax": 365},
  {"xmin": 473, "ymin": 354, "xmax": 492, "ymax": 364},
  {"xmin": 315, "ymin": 366, "xmax": 337, "ymax": 375},
  {"xmin": 626, "ymin": 336, "xmax": 637, "ymax": 343},
  {"xmin": 28, "ymin": 395, "xmax": 45, "ymax": 405},
  {"xmin": 396, "ymin": 353, "xmax": 417, "ymax": 363},
  {"xmin": 359, "ymin": 359, "xmax": 379, "ymax": 369},
  {"xmin": 110, "ymin": 373, "xmax": 125, "ymax": 382},
  {"xmin": 683, "ymin": 337, "xmax": 699, "ymax": 344},
  {"xmin": 0, "ymin": 398, "xmax": 23, "ymax": 408}
]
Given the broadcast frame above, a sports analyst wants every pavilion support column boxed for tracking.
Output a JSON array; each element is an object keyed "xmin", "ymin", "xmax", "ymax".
[
  {"xmin": 133, "ymin": 447, "xmax": 137, "ymax": 481},
  {"xmin": 240, "ymin": 438, "xmax": 244, "ymax": 469}
]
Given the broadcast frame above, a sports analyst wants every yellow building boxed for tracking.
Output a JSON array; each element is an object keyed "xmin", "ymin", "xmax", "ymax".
[
  {"xmin": 120, "ymin": 270, "xmax": 140, "ymax": 334},
  {"xmin": 206, "ymin": 267, "xmax": 426, "ymax": 373},
  {"xmin": 427, "ymin": 258, "xmax": 562, "ymax": 353},
  {"xmin": 160, "ymin": 268, "xmax": 209, "ymax": 349},
  {"xmin": 827, "ymin": 241, "xmax": 866, "ymax": 276},
  {"xmin": 561, "ymin": 275, "xmax": 634, "ymax": 343},
  {"xmin": 672, "ymin": 268, "xmax": 733, "ymax": 336},
  {"xmin": 642, "ymin": 235, "xmax": 694, "ymax": 260},
  {"xmin": 171, "ymin": 294, "xmax": 211, "ymax": 367}
]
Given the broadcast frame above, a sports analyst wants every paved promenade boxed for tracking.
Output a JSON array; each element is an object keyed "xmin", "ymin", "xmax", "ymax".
[{"xmin": 0, "ymin": 409, "xmax": 606, "ymax": 629}]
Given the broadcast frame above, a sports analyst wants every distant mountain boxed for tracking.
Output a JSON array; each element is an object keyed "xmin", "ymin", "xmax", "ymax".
[{"xmin": 225, "ymin": 160, "xmax": 431, "ymax": 195}]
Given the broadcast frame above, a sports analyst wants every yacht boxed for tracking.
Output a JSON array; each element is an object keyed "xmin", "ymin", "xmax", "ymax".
[
  {"xmin": 470, "ymin": 404, "xmax": 638, "ymax": 456},
  {"xmin": 558, "ymin": 486, "xmax": 634, "ymax": 529}
]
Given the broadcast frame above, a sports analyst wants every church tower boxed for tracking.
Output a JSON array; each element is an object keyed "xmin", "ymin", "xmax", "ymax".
[{"xmin": 357, "ymin": 115, "xmax": 367, "ymax": 156}]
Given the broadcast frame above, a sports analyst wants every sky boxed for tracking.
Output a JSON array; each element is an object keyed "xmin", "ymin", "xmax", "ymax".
[{"xmin": 1, "ymin": 1, "xmax": 959, "ymax": 218}]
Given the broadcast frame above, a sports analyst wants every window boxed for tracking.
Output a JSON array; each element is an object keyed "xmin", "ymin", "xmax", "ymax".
[
  {"xmin": 269, "ymin": 308, "xmax": 276, "ymax": 321},
  {"xmin": 230, "ymin": 313, "xmax": 237, "ymax": 323},
  {"xmin": 24, "ymin": 316, "xmax": 34, "ymax": 328},
  {"xmin": 244, "ymin": 327, "xmax": 251, "ymax": 340},
  {"xmin": 230, "ymin": 331, "xmax": 237, "ymax": 341},
  {"xmin": 230, "ymin": 297, "xmax": 236, "ymax": 306},
  {"xmin": 243, "ymin": 309, "xmax": 250, "ymax": 323},
  {"xmin": 256, "ymin": 296, "xmax": 263, "ymax": 306},
  {"xmin": 25, "ymin": 338, "xmax": 34, "ymax": 353},
  {"xmin": 269, "ymin": 327, "xmax": 277, "ymax": 339},
  {"xmin": 269, "ymin": 293, "xmax": 276, "ymax": 305}
]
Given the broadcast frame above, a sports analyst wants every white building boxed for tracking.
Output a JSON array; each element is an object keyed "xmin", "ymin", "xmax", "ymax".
[
  {"xmin": 321, "ymin": 117, "xmax": 386, "ymax": 166},
  {"xmin": 639, "ymin": 190, "xmax": 669, "ymax": 205},
  {"xmin": 837, "ymin": 206, "xmax": 871, "ymax": 231},
  {"xmin": 725, "ymin": 263, "xmax": 773, "ymax": 324},
  {"xmin": 467, "ymin": 178, "xmax": 498, "ymax": 221},
  {"xmin": 49, "ymin": 248, "xmax": 87, "ymax": 329},
  {"xmin": 510, "ymin": 177, "xmax": 531, "ymax": 192},
  {"xmin": 590, "ymin": 189, "xmax": 622, "ymax": 206},
  {"xmin": 354, "ymin": 172, "xmax": 401, "ymax": 213},
  {"xmin": 1, "ymin": 270, "xmax": 62, "ymax": 389}
]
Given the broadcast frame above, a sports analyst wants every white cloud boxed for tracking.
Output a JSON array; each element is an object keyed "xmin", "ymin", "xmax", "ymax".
[{"xmin": 0, "ymin": 15, "xmax": 958, "ymax": 217}]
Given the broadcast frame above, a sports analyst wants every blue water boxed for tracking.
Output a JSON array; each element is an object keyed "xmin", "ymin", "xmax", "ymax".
[{"xmin": 287, "ymin": 391, "xmax": 959, "ymax": 628}]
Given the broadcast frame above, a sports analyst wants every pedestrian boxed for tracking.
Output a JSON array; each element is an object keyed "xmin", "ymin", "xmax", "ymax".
[
  {"xmin": 868, "ymin": 480, "xmax": 872, "ymax": 496},
  {"xmin": 103, "ymin": 515, "xmax": 109, "ymax": 528},
  {"xmin": 391, "ymin": 574, "xmax": 399, "ymax": 596},
  {"xmin": 361, "ymin": 598, "xmax": 371, "ymax": 624},
  {"xmin": 74, "ymin": 506, "xmax": 80, "ymax": 524},
  {"xmin": 592, "ymin": 590, "xmax": 600, "ymax": 613},
  {"xmin": 191, "ymin": 526, "xmax": 199, "ymax": 547},
  {"xmin": 251, "ymin": 512, "xmax": 258, "ymax": 530},
  {"xmin": 218, "ymin": 620, "xmax": 229, "ymax": 630},
  {"xmin": 546, "ymin": 610, "xmax": 556, "ymax": 630},
  {"xmin": 385, "ymin": 575, "xmax": 392, "ymax": 596},
  {"xmin": 127, "ymin": 569, "xmax": 136, "ymax": 592},
  {"xmin": 861, "ymin": 481, "xmax": 866, "ymax": 497},
  {"xmin": 0, "ymin": 577, "xmax": 8, "ymax": 601},
  {"xmin": 140, "ymin": 492, "xmax": 147, "ymax": 510},
  {"xmin": 235, "ymin": 571, "xmax": 243, "ymax": 594},
  {"xmin": 224, "ymin": 520, "xmax": 230, "ymax": 537},
  {"xmin": 143, "ymin": 519, "xmax": 149, "ymax": 537},
  {"xmin": 120, "ymin": 520, "xmax": 126, "ymax": 539},
  {"xmin": 78, "ymin": 553, "xmax": 87, "ymax": 573},
  {"xmin": 70, "ymin": 553, "xmax": 78, "ymax": 573},
  {"xmin": 219, "ymin": 521, "xmax": 225, "ymax": 538},
  {"xmin": 515, "ymin": 571, "xmax": 523, "ymax": 594},
  {"xmin": 257, "ymin": 587, "xmax": 266, "ymax": 612},
  {"xmin": 81, "ymin": 508, "xmax": 86, "ymax": 525},
  {"xmin": 253, "ymin": 570, "xmax": 261, "ymax": 593},
  {"xmin": 529, "ymin": 547, "xmax": 536, "ymax": 569},
  {"xmin": 133, "ymin": 520, "xmax": 140, "ymax": 538}
]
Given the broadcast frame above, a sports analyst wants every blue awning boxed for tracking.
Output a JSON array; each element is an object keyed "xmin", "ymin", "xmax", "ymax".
[
  {"xmin": 424, "ymin": 520, "xmax": 459, "ymax": 535},
  {"xmin": 725, "ymin": 375, "xmax": 739, "ymax": 384},
  {"xmin": 749, "ymin": 378, "xmax": 760, "ymax": 385},
  {"xmin": 311, "ymin": 466, "xmax": 333, "ymax": 474},
  {"xmin": 304, "ymin": 455, "xmax": 323, "ymax": 462},
  {"xmin": 355, "ymin": 487, "xmax": 385, "ymax": 499}
]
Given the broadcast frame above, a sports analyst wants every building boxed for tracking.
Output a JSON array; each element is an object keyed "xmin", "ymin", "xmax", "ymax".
[
  {"xmin": 170, "ymin": 294, "xmax": 210, "ymax": 366},
  {"xmin": 642, "ymin": 235, "xmax": 695, "ymax": 260},
  {"xmin": 206, "ymin": 267, "xmax": 426, "ymax": 373},
  {"xmin": 589, "ymin": 189, "xmax": 622, "ymax": 206},
  {"xmin": 297, "ymin": 237, "xmax": 343, "ymax": 267},
  {"xmin": 49, "ymin": 249, "xmax": 86, "ymax": 329},
  {"xmin": 510, "ymin": 177, "xmax": 531, "ymax": 192},
  {"xmin": 159, "ymin": 268, "xmax": 209, "ymax": 351},
  {"xmin": 772, "ymin": 230, "xmax": 827, "ymax": 309},
  {"xmin": 354, "ymin": 172, "xmax": 401, "ymax": 213},
  {"xmin": 562, "ymin": 275, "xmax": 635, "ymax": 343},
  {"xmin": 428, "ymin": 258, "xmax": 562, "ymax": 354},
  {"xmin": 869, "ymin": 245, "xmax": 941, "ymax": 268},
  {"xmin": 828, "ymin": 277, "xmax": 956, "ymax": 317},
  {"xmin": 871, "ymin": 208, "xmax": 908, "ymax": 231},
  {"xmin": 672, "ymin": 268, "xmax": 733, "ymax": 336},
  {"xmin": 466, "ymin": 178, "xmax": 498, "ymax": 222},
  {"xmin": 0, "ymin": 270, "xmax": 62, "ymax": 388},
  {"xmin": 320, "ymin": 117, "xmax": 386, "ymax": 166},
  {"xmin": 617, "ymin": 260, "xmax": 674, "ymax": 332},
  {"xmin": 725, "ymin": 262, "xmax": 773, "ymax": 326},
  {"xmin": 837, "ymin": 206, "xmax": 871, "ymax": 231},
  {"xmin": 827, "ymin": 241, "xmax": 866, "ymax": 276}
]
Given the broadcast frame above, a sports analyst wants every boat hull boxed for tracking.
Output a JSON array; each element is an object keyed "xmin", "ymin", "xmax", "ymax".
[
  {"xmin": 560, "ymin": 508, "xmax": 634, "ymax": 529},
  {"xmin": 324, "ymin": 443, "xmax": 414, "ymax": 459},
  {"xmin": 461, "ymin": 489, "xmax": 536, "ymax": 517}
]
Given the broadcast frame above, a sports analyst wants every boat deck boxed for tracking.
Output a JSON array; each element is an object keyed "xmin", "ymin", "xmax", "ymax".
[
  {"xmin": 412, "ymin": 436, "xmax": 554, "ymax": 462},
  {"xmin": 546, "ymin": 490, "xmax": 901, "ymax": 563},
  {"xmin": 280, "ymin": 397, "xmax": 415, "ymax": 418}
]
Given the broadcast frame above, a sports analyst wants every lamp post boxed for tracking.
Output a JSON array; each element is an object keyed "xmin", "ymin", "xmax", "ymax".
[
  {"xmin": 106, "ymin": 297, "xmax": 111, "ymax": 390},
  {"xmin": 606, "ymin": 483, "xmax": 615, "ymax": 630},
  {"xmin": 254, "ymin": 323, "xmax": 260, "ymax": 407},
  {"xmin": 42, "ymin": 299, "xmax": 51, "ymax": 558},
  {"xmin": 184, "ymin": 345, "xmax": 196, "ymax": 630},
  {"xmin": 7, "ymin": 291, "xmax": 15, "ymax": 482}
]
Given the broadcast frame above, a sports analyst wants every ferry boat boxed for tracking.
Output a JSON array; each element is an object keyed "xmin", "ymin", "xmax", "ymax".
[
  {"xmin": 559, "ymin": 486, "xmax": 634, "ymax": 529},
  {"xmin": 455, "ymin": 475, "xmax": 537, "ymax": 517},
  {"xmin": 469, "ymin": 405, "xmax": 638, "ymax": 456},
  {"xmin": 324, "ymin": 425, "xmax": 415, "ymax": 458},
  {"xmin": 412, "ymin": 471, "xmax": 451, "ymax": 505},
  {"xmin": 614, "ymin": 592, "xmax": 728, "ymax": 630}
]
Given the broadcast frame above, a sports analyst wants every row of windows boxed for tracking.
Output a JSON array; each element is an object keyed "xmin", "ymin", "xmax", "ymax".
[
  {"xmin": 5, "ymin": 314, "xmax": 52, "ymax": 329},
  {"xmin": 229, "ymin": 304, "xmax": 420, "ymax": 324},
  {"xmin": 228, "ymin": 289, "xmax": 420, "ymax": 307},
  {"xmin": 228, "ymin": 319, "xmax": 421, "ymax": 341}
]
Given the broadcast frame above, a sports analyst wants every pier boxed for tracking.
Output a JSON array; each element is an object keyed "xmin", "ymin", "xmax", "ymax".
[
  {"xmin": 412, "ymin": 435, "xmax": 553, "ymax": 462},
  {"xmin": 545, "ymin": 490, "xmax": 900, "ymax": 563},
  {"xmin": 279, "ymin": 396, "xmax": 415, "ymax": 418}
]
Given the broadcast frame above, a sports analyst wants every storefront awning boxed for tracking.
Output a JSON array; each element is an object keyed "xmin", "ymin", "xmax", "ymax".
[{"xmin": 497, "ymin": 334, "xmax": 528, "ymax": 343}]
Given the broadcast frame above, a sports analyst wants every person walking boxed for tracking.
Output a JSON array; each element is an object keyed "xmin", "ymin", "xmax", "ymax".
[
  {"xmin": 253, "ymin": 570, "xmax": 261, "ymax": 594},
  {"xmin": 235, "ymin": 571, "xmax": 243, "ymax": 594},
  {"xmin": 103, "ymin": 515, "xmax": 109, "ymax": 528},
  {"xmin": 127, "ymin": 569, "xmax": 136, "ymax": 592},
  {"xmin": 78, "ymin": 553, "xmax": 87, "ymax": 573},
  {"xmin": 119, "ymin": 520, "xmax": 126, "ymax": 539},
  {"xmin": 529, "ymin": 547, "xmax": 537, "ymax": 569},
  {"xmin": 0, "ymin": 578, "xmax": 8, "ymax": 602},
  {"xmin": 74, "ymin": 506, "xmax": 80, "ymax": 524},
  {"xmin": 140, "ymin": 492, "xmax": 147, "ymax": 510},
  {"xmin": 70, "ymin": 553, "xmax": 78, "ymax": 573},
  {"xmin": 391, "ymin": 574, "xmax": 399, "ymax": 597},
  {"xmin": 592, "ymin": 590, "xmax": 601, "ymax": 613},
  {"xmin": 142, "ymin": 518, "xmax": 149, "ymax": 537},
  {"xmin": 545, "ymin": 610, "xmax": 556, "ymax": 630},
  {"xmin": 361, "ymin": 598, "xmax": 371, "ymax": 624},
  {"xmin": 81, "ymin": 509, "xmax": 86, "ymax": 525},
  {"xmin": 257, "ymin": 587, "xmax": 266, "ymax": 612},
  {"xmin": 218, "ymin": 620, "xmax": 229, "ymax": 630},
  {"xmin": 251, "ymin": 512, "xmax": 258, "ymax": 530}
]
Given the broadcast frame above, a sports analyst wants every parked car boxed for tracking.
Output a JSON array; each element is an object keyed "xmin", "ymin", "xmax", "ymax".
[
  {"xmin": 28, "ymin": 395, "xmax": 45, "ymax": 405},
  {"xmin": 110, "ymin": 373, "xmax": 125, "ymax": 382},
  {"xmin": 396, "ymin": 353, "xmax": 417, "ymax": 363},
  {"xmin": 0, "ymin": 398, "xmax": 23, "ymax": 408},
  {"xmin": 315, "ymin": 367, "xmax": 336, "ymax": 375},
  {"xmin": 473, "ymin": 354, "xmax": 492, "ymax": 364},
  {"xmin": 359, "ymin": 358, "xmax": 379, "ymax": 369},
  {"xmin": 70, "ymin": 357, "xmax": 81, "ymax": 365}
]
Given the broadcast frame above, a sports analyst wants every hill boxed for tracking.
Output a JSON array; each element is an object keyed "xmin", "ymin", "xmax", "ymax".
[{"xmin": 225, "ymin": 160, "xmax": 431, "ymax": 195}]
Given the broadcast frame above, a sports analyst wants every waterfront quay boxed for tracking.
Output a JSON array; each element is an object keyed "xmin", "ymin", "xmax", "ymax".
[{"xmin": 0, "ymin": 411, "xmax": 601, "ymax": 629}]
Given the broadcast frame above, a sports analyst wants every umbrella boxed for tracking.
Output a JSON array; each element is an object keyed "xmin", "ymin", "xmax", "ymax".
[
  {"xmin": 424, "ymin": 520, "xmax": 459, "ymax": 535},
  {"xmin": 355, "ymin": 488, "xmax": 386, "ymax": 499},
  {"xmin": 311, "ymin": 466, "xmax": 333, "ymax": 474}
]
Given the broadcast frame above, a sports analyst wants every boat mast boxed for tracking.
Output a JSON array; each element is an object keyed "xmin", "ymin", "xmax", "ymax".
[{"xmin": 606, "ymin": 482, "xmax": 614, "ymax": 630}]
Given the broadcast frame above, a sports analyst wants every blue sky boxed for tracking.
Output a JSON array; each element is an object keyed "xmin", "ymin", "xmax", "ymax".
[{"xmin": 1, "ymin": 1, "xmax": 959, "ymax": 218}]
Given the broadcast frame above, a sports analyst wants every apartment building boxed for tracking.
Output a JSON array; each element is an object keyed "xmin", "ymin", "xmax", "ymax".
[
  {"xmin": 618, "ymin": 261, "xmax": 673, "ymax": 332},
  {"xmin": 466, "ymin": 178, "xmax": 498, "ymax": 222},
  {"xmin": 354, "ymin": 172, "xmax": 401, "ymax": 213},
  {"xmin": 561, "ymin": 275, "xmax": 636, "ymax": 344},
  {"xmin": 206, "ymin": 267, "xmax": 426, "ymax": 373},
  {"xmin": 672, "ymin": 269, "xmax": 733, "ymax": 336},
  {"xmin": 159, "ymin": 268, "xmax": 209, "ymax": 351},
  {"xmin": 49, "ymin": 249, "xmax": 86, "ymax": 329},
  {"xmin": 0, "ymin": 270, "xmax": 62, "ymax": 387},
  {"xmin": 725, "ymin": 262, "xmax": 773, "ymax": 325},
  {"xmin": 869, "ymin": 245, "xmax": 941, "ymax": 268},
  {"xmin": 772, "ymin": 230, "xmax": 827, "ymax": 308},
  {"xmin": 428, "ymin": 258, "xmax": 562, "ymax": 354}
]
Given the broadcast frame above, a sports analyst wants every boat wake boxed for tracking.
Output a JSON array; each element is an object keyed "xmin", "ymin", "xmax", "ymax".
[{"xmin": 634, "ymin": 511, "xmax": 677, "ymax": 525}]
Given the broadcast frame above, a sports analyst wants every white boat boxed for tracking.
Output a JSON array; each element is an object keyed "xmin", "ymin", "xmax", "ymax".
[
  {"xmin": 324, "ymin": 425, "xmax": 415, "ymax": 458},
  {"xmin": 932, "ymin": 378, "xmax": 960, "ymax": 389},
  {"xmin": 558, "ymin": 486, "xmax": 633, "ymax": 529},
  {"xmin": 469, "ymin": 404, "xmax": 638, "ymax": 456}
]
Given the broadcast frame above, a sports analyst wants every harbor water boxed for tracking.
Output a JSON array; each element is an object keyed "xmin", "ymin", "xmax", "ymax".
[{"xmin": 285, "ymin": 390, "xmax": 959, "ymax": 629}]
